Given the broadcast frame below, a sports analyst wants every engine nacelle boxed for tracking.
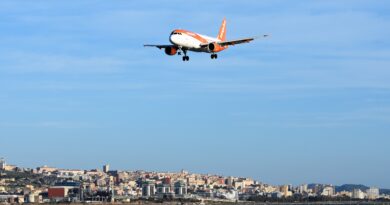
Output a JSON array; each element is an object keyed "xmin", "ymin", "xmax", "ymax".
[
  {"xmin": 208, "ymin": 43, "xmax": 217, "ymax": 52},
  {"xmin": 164, "ymin": 47, "xmax": 177, "ymax": 56}
]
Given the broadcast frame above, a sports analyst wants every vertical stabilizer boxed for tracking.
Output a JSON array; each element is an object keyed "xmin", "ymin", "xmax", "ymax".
[{"xmin": 217, "ymin": 18, "xmax": 227, "ymax": 41}]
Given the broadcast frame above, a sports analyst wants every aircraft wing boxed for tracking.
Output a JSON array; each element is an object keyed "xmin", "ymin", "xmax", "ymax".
[
  {"xmin": 144, "ymin": 44, "xmax": 173, "ymax": 49},
  {"xmin": 219, "ymin": 35, "xmax": 269, "ymax": 46},
  {"xmin": 201, "ymin": 35, "xmax": 269, "ymax": 47},
  {"xmin": 218, "ymin": 37, "xmax": 255, "ymax": 46}
]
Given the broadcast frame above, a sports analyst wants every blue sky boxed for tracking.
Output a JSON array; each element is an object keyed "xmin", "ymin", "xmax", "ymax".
[{"xmin": 1, "ymin": 0, "xmax": 390, "ymax": 188}]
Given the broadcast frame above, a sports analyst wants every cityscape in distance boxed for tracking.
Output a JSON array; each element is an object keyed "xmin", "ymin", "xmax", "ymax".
[{"xmin": 1, "ymin": 157, "xmax": 389, "ymax": 204}]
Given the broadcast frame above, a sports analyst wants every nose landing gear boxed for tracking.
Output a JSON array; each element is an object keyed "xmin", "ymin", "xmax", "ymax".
[{"xmin": 211, "ymin": 54, "xmax": 218, "ymax": 59}]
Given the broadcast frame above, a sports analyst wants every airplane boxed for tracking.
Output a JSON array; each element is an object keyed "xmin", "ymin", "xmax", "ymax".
[{"xmin": 144, "ymin": 18, "xmax": 268, "ymax": 61}]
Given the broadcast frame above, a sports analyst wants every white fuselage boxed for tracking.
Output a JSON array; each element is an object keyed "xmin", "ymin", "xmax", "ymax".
[{"xmin": 169, "ymin": 30, "xmax": 221, "ymax": 53}]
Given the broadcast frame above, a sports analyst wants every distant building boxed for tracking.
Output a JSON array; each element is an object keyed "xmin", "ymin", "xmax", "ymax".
[
  {"xmin": 103, "ymin": 164, "xmax": 110, "ymax": 173},
  {"xmin": 226, "ymin": 176, "xmax": 234, "ymax": 187},
  {"xmin": 338, "ymin": 190, "xmax": 352, "ymax": 197},
  {"xmin": 352, "ymin": 189, "xmax": 365, "ymax": 199},
  {"xmin": 298, "ymin": 184, "xmax": 308, "ymax": 194},
  {"xmin": 367, "ymin": 187, "xmax": 380, "ymax": 200},
  {"xmin": 156, "ymin": 183, "xmax": 174, "ymax": 199},
  {"xmin": 221, "ymin": 189, "xmax": 238, "ymax": 200},
  {"xmin": 0, "ymin": 158, "xmax": 5, "ymax": 170},
  {"xmin": 313, "ymin": 184, "xmax": 322, "ymax": 194},
  {"xmin": 321, "ymin": 186, "xmax": 335, "ymax": 196},
  {"xmin": 142, "ymin": 181, "xmax": 156, "ymax": 197},
  {"xmin": 0, "ymin": 195, "xmax": 22, "ymax": 204},
  {"xmin": 162, "ymin": 177, "xmax": 171, "ymax": 185},
  {"xmin": 242, "ymin": 178, "xmax": 254, "ymax": 187},
  {"xmin": 234, "ymin": 181, "xmax": 245, "ymax": 189},
  {"xmin": 174, "ymin": 180, "xmax": 187, "ymax": 196},
  {"xmin": 48, "ymin": 182, "xmax": 81, "ymax": 201},
  {"xmin": 26, "ymin": 193, "xmax": 42, "ymax": 203},
  {"xmin": 215, "ymin": 178, "xmax": 226, "ymax": 186},
  {"xmin": 269, "ymin": 192, "xmax": 283, "ymax": 198},
  {"xmin": 48, "ymin": 187, "xmax": 68, "ymax": 200},
  {"xmin": 0, "ymin": 158, "xmax": 17, "ymax": 171},
  {"xmin": 280, "ymin": 185, "xmax": 292, "ymax": 197},
  {"xmin": 37, "ymin": 165, "xmax": 58, "ymax": 174},
  {"xmin": 157, "ymin": 183, "xmax": 171, "ymax": 194}
]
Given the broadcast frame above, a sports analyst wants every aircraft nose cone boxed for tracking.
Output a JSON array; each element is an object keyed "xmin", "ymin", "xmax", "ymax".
[{"xmin": 170, "ymin": 35, "xmax": 178, "ymax": 45}]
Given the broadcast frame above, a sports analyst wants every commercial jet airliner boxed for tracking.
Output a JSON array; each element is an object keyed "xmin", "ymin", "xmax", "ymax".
[{"xmin": 144, "ymin": 18, "xmax": 268, "ymax": 61}]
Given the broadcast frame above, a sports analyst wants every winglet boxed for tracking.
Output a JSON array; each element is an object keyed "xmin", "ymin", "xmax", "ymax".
[{"xmin": 217, "ymin": 18, "xmax": 227, "ymax": 41}]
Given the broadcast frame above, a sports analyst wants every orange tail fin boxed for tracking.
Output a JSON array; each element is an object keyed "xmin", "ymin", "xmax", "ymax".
[{"xmin": 217, "ymin": 18, "xmax": 226, "ymax": 41}]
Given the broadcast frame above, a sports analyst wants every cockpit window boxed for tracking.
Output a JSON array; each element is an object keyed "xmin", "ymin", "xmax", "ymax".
[{"xmin": 171, "ymin": 32, "xmax": 182, "ymax": 35}]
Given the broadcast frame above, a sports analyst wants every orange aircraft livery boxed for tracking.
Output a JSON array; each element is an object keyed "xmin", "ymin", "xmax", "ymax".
[{"xmin": 144, "ymin": 18, "xmax": 268, "ymax": 61}]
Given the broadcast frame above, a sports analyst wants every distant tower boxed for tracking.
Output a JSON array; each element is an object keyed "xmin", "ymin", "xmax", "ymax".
[
  {"xmin": 0, "ymin": 158, "xmax": 5, "ymax": 170},
  {"xmin": 103, "ymin": 164, "xmax": 110, "ymax": 173},
  {"xmin": 226, "ymin": 176, "xmax": 234, "ymax": 187},
  {"xmin": 79, "ymin": 183, "xmax": 84, "ymax": 202}
]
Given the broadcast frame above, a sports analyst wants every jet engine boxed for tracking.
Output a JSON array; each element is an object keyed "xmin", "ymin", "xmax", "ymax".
[
  {"xmin": 164, "ymin": 47, "xmax": 177, "ymax": 56},
  {"xmin": 208, "ymin": 43, "xmax": 217, "ymax": 52}
]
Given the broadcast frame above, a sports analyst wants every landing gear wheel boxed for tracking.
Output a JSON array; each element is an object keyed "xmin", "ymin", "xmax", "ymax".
[
  {"xmin": 211, "ymin": 54, "xmax": 218, "ymax": 59},
  {"xmin": 181, "ymin": 50, "xmax": 189, "ymax": 61}
]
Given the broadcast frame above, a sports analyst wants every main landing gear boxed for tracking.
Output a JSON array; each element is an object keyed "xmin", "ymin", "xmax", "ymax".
[
  {"xmin": 211, "ymin": 54, "xmax": 218, "ymax": 59},
  {"xmin": 182, "ymin": 56, "xmax": 190, "ymax": 61},
  {"xmin": 182, "ymin": 50, "xmax": 189, "ymax": 61}
]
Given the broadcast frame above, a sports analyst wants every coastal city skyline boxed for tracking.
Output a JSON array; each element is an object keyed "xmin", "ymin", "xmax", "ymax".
[
  {"xmin": 1, "ymin": 157, "xmax": 389, "ymax": 204},
  {"xmin": 0, "ymin": 157, "xmax": 388, "ymax": 190}
]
